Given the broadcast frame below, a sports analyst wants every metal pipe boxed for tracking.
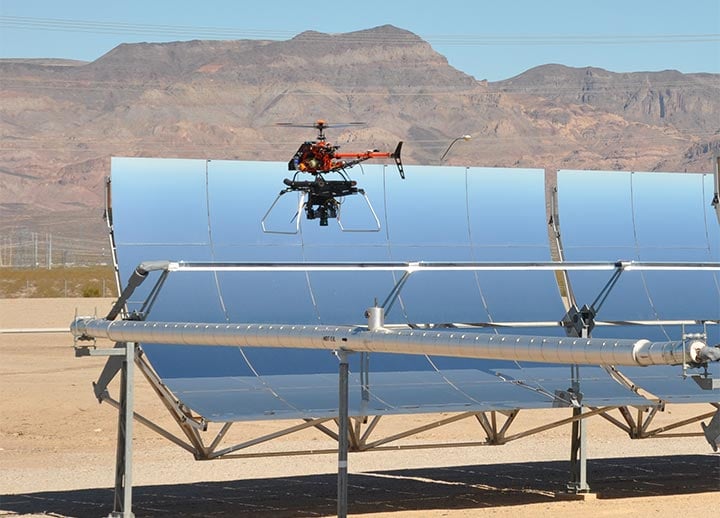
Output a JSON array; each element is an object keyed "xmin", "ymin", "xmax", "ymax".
[
  {"xmin": 71, "ymin": 317, "xmax": 711, "ymax": 367},
  {"xmin": 165, "ymin": 260, "xmax": 720, "ymax": 273},
  {"xmin": 106, "ymin": 261, "xmax": 170, "ymax": 321}
]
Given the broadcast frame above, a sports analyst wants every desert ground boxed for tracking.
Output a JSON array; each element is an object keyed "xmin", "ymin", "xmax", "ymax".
[{"xmin": 1, "ymin": 297, "xmax": 718, "ymax": 517}]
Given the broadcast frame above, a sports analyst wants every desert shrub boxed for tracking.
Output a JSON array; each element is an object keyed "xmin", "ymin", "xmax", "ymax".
[
  {"xmin": 0, "ymin": 266, "xmax": 115, "ymax": 298},
  {"xmin": 82, "ymin": 285, "xmax": 102, "ymax": 297}
]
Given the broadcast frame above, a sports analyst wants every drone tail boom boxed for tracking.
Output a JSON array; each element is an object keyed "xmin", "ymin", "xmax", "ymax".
[{"xmin": 334, "ymin": 141, "xmax": 404, "ymax": 178}]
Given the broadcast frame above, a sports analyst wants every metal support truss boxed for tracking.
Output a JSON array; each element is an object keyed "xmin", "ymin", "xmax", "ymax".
[
  {"xmin": 78, "ymin": 340, "xmax": 720, "ymax": 460},
  {"xmin": 88, "ymin": 372, "xmax": 662, "ymax": 462},
  {"xmin": 593, "ymin": 403, "xmax": 720, "ymax": 440}
]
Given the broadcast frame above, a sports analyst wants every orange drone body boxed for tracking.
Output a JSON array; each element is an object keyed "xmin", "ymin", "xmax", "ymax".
[
  {"xmin": 281, "ymin": 120, "xmax": 403, "ymax": 177},
  {"xmin": 274, "ymin": 119, "xmax": 404, "ymax": 226}
]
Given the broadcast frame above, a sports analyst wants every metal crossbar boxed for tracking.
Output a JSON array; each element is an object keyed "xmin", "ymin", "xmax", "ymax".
[{"xmin": 163, "ymin": 260, "xmax": 720, "ymax": 273}]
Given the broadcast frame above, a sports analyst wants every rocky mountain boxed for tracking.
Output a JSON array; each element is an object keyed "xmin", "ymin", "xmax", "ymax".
[
  {"xmin": 1, "ymin": 25, "xmax": 718, "ymax": 263},
  {"xmin": 493, "ymin": 64, "xmax": 720, "ymax": 171}
]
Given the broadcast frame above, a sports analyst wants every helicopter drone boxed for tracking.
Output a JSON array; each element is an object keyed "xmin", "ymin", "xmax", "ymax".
[{"xmin": 265, "ymin": 120, "xmax": 404, "ymax": 229}]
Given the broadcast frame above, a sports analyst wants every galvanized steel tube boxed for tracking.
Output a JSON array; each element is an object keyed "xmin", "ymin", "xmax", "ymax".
[{"xmin": 71, "ymin": 317, "xmax": 705, "ymax": 367}]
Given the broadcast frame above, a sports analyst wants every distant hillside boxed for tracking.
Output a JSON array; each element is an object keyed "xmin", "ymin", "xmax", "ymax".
[
  {"xmin": 1, "ymin": 25, "xmax": 718, "ymax": 264},
  {"xmin": 496, "ymin": 65, "xmax": 719, "ymax": 132}
]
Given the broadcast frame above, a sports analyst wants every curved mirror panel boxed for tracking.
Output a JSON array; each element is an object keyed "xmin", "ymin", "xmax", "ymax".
[
  {"xmin": 206, "ymin": 160, "xmax": 302, "ymax": 247},
  {"xmin": 557, "ymin": 170, "xmax": 719, "ymax": 325},
  {"xmin": 111, "ymin": 157, "xmax": 210, "ymax": 245},
  {"xmin": 385, "ymin": 165, "xmax": 470, "ymax": 246},
  {"xmin": 468, "ymin": 168, "xmax": 563, "ymax": 323},
  {"xmin": 107, "ymin": 160, "xmax": 719, "ymax": 422},
  {"xmin": 632, "ymin": 172, "xmax": 708, "ymax": 249}
]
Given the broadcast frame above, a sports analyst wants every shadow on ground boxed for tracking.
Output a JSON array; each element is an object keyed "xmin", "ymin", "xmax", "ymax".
[{"xmin": 2, "ymin": 454, "xmax": 719, "ymax": 517}]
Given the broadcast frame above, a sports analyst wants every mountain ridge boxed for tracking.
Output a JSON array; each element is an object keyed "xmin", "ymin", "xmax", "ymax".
[{"xmin": 1, "ymin": 24, "xmax": 718, "ymax": 260}]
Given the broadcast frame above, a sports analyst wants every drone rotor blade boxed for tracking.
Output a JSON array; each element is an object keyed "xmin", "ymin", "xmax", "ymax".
[
  {"xmin": 330, "ymin": 122, "xmax": 366, "ymax": 129},
  {"xmin": 275, "ymin": 121, "xmax": 366, "ymax": 129},
  {"xmin": 276, "ymin": 122, "xmax": 318, "ymax": 128}
]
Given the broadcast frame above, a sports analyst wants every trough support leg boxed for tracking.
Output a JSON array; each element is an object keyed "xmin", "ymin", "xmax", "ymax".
[
  {"xmin": 568, "ymin": 405, "xmax": 590, "ymax": 493},
  {"xmin": 111, "ymin": 342, "xmax": 135, "ymax": 518},
  {"xmin": 567, "ymin": 364, "xmax": 590, "ymax": 494},
  {"xmin": 337, "ymin": 350, "xmax": 350, "ymax": 518}
]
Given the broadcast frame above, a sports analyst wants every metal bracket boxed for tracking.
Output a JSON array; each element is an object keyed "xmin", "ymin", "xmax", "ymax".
[
  {"xmin": 562, "ymin": 304, "xmax": 596, "ymax": 338},
  {"xmin": 75, "ymin": 346, "xmax": 125, "ymax": 357},
  {"xmin": 553, "ymin": 388, "xmax": 583, "ymax": 408},
  {"xmin": 682, "ymin": 326, "xmax": 720, "ymax": 389},
  {"xmin": 365, "ymin": 305, "xmax": 385, "ymax": 331},
  {"xmin": 682, "ymin": 327, "xmax": 707, "ymax": 373},
  {"xmin": 693, "ymin": 375, "xmax": 720, "ymax": 390},
  {"xmin": 562, "ymin": 262, "xmax": 627, "ymax": 338}
]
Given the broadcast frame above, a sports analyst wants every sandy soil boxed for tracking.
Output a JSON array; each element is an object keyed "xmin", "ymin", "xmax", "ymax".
[{"xmin": 1, "ymin": 298, "xmax": 718, "ymax": 517}]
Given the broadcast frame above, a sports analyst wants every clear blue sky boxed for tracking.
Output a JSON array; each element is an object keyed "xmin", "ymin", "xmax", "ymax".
[{"xmin": 0, "ymin": 0, "xmax": 718, "ymax": 81}]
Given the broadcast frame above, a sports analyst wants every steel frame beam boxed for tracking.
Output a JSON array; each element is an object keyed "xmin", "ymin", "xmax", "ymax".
[
  {"xmin": 93, "ymin": 358, "xmax": 720, "ymax": 459},
  {"xmin": 99, "ymin": 345, "xmax": 716, "ymax": 455}
]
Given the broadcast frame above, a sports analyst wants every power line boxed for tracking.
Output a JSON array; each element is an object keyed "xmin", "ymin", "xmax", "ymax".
[
  {"xmin": 0, "ymin": 16, "xmax": 295, "ymax": 40},
  {"xmin": 1, "ymin": 15, "xmax": 718, "ymax": 46}
]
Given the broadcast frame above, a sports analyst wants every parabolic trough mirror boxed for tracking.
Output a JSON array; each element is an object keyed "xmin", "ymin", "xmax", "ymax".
[
  {"xmin": 90, "ymin": 157, "xmax": 719, "ymax": 419},
  {"xmin": 71, "ymin": 156, "xmax": 720, "ymax": 516}
]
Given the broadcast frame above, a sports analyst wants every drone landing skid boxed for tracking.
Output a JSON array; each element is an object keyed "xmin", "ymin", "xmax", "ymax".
[
  {"xmin": 336, "ymin": 190, "xmax": 381, "ymax": 232},
  {"xmin": 261, "ymin": 180, "xmax": 381, "ymax": 234}
]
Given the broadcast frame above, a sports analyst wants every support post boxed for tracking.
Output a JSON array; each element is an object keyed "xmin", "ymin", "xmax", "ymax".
[
  {"xmin": 111, "ymin": 342, "xmax": 135, "ymax": 518},
  {"xmin": 567, "ymin": 364, "xmax": 590, "ymax": 494},
  {"xmin": 561, "ymin": 304, "xmax": 594, "ymax": 495},
  {"xmin": 337, "ymin": 350, "xmax": 350, "ymax": 518}
]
